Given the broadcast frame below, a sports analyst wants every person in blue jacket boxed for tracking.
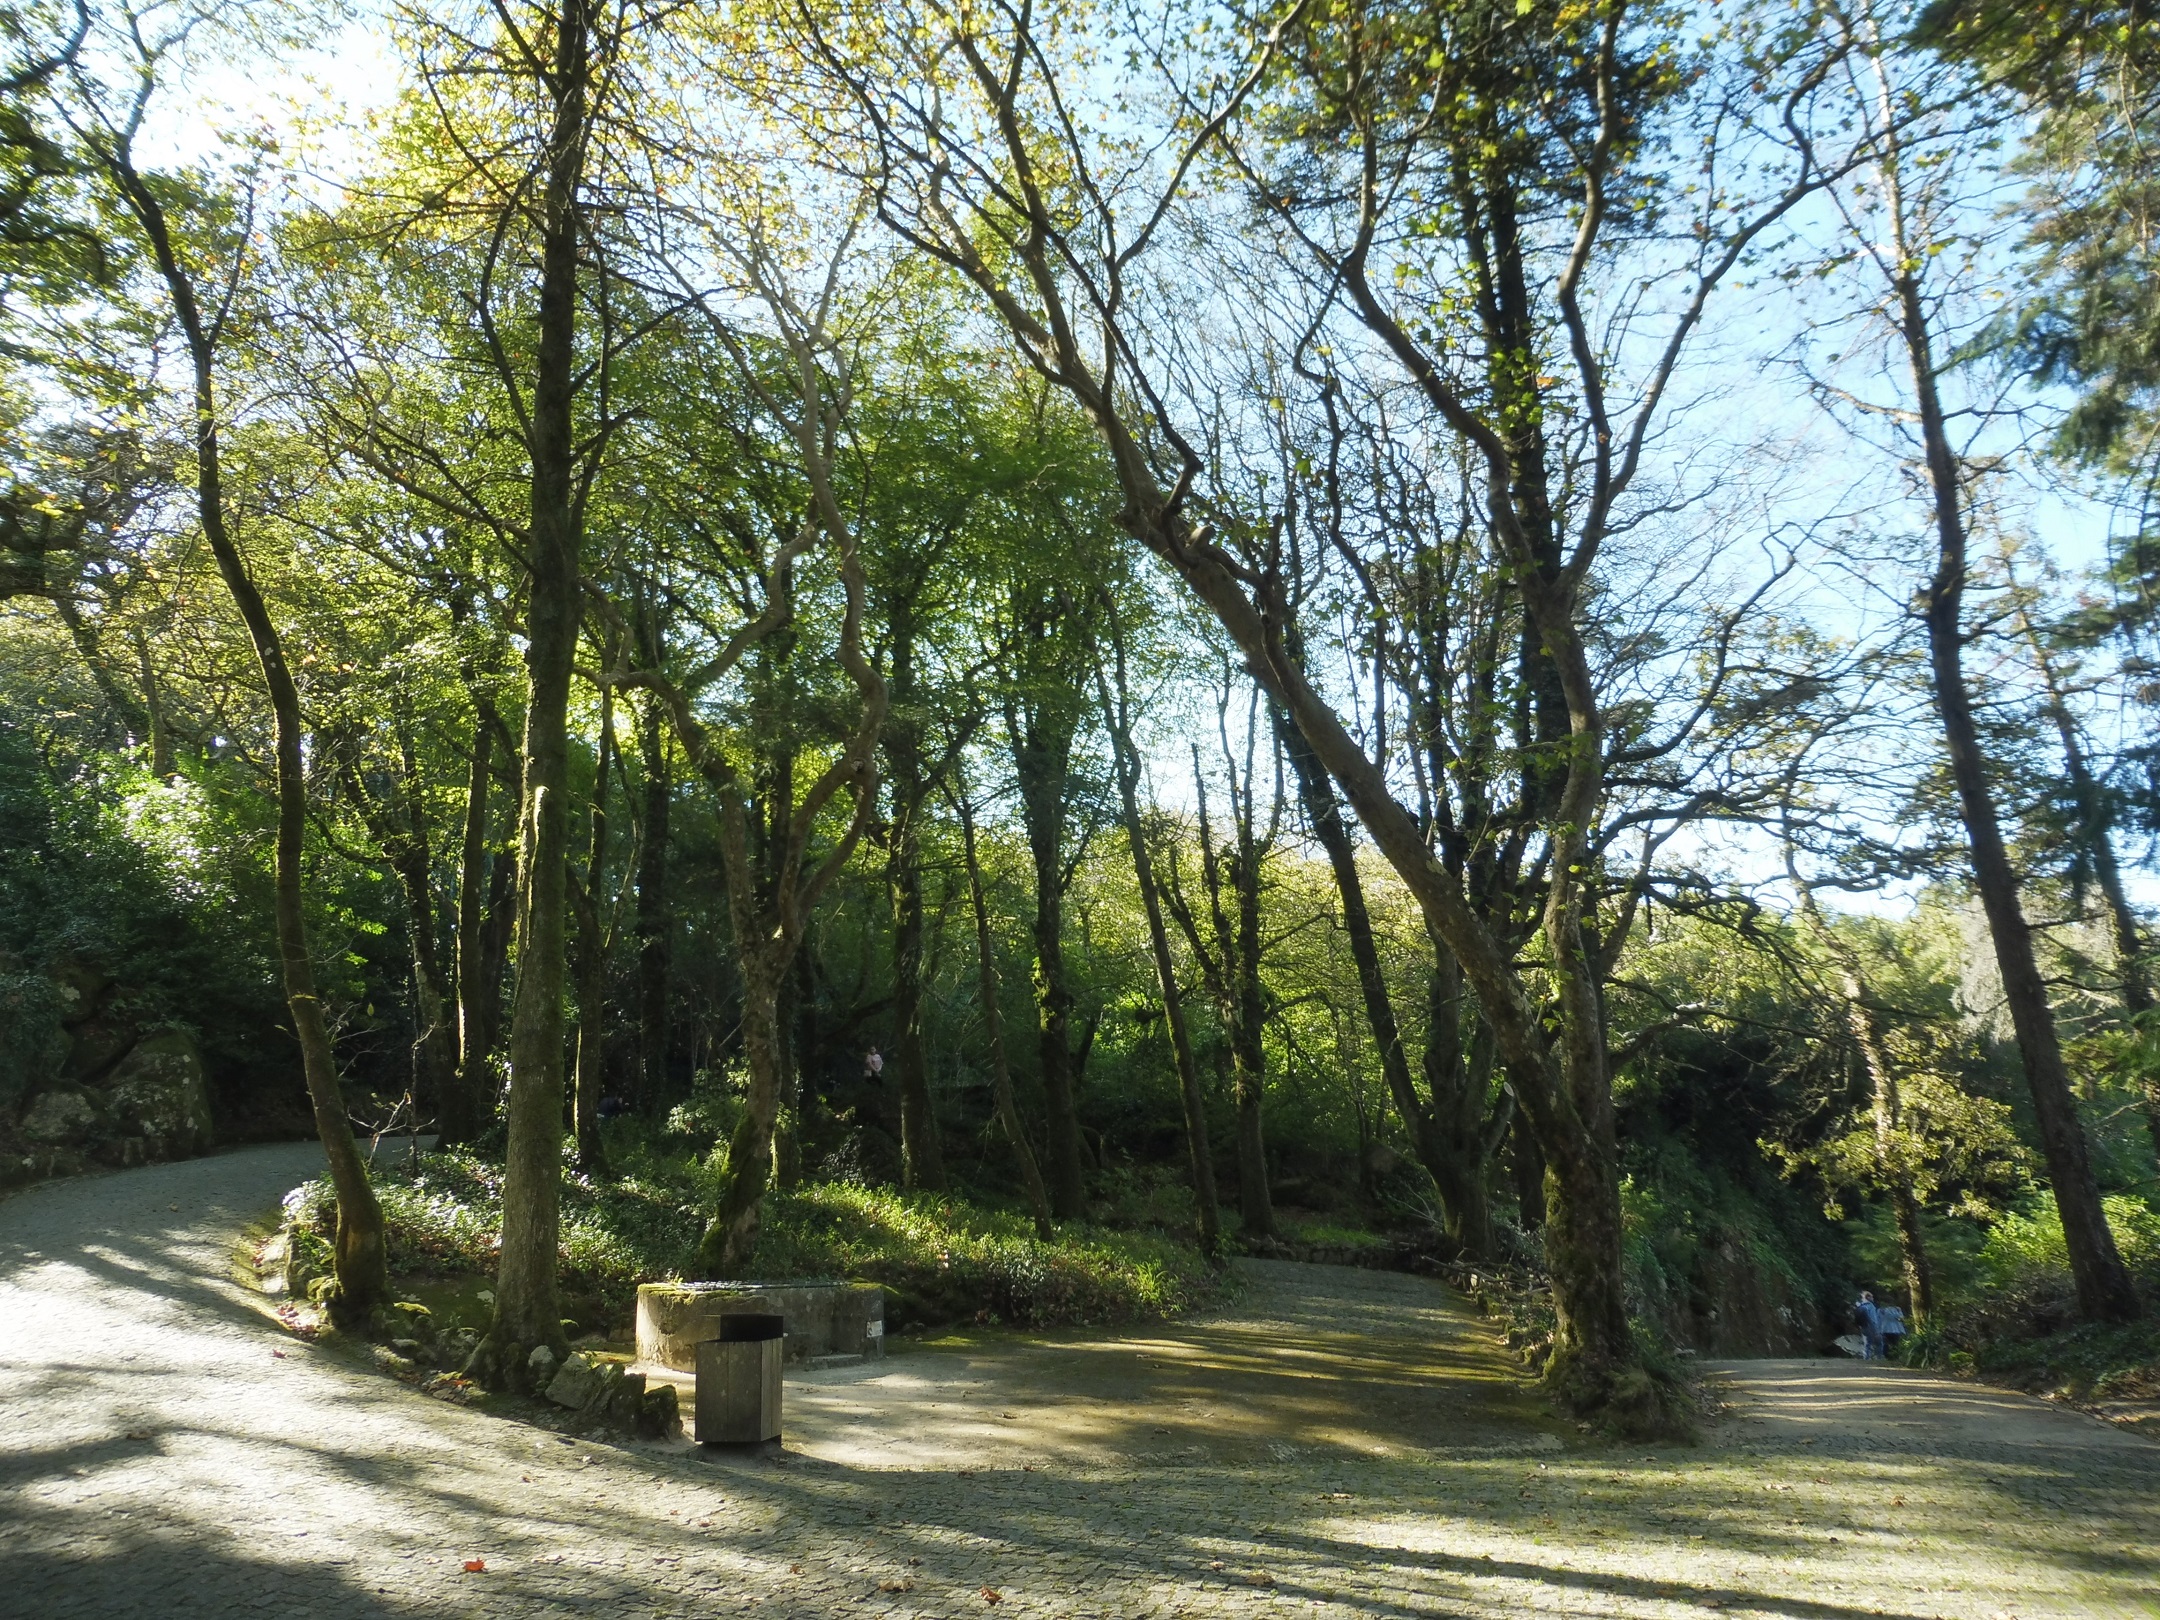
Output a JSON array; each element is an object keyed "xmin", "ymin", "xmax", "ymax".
[
  {"xmin": 1878, "ymin": 1301, "xmax": 1907, "ymax": 1362},
  {"xmin": 1852, "ymin": 1290, "xmax": 1883, "ymax": 1360}
]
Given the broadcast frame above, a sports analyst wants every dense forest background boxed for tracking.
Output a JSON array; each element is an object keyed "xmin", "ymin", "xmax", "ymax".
[{"xmin": 6, "ymin": 0, "xmax": 2160, "ymax": 1429}]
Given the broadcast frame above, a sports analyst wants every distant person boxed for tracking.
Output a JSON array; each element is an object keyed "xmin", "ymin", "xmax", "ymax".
[
  {"xmin": 863, "ymin": 1047, "xmax": 884, "ymax": 1082},
  {"xmin": 1878, "ymin": 1301, "xmax": 1907, "ymax": 1362},
  {"xmin": 596, "ymin": 1095, "xmax": 630, "ymax": 1121},
  {"xmin": 1852, "ymin": 1289, "xmax": 1883, "ymax": 1361}
]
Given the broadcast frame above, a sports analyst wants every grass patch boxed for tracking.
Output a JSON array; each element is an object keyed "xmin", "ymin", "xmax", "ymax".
[{"xmin": 280, "ymin": 1141, "xmax": 1217, "ymax": 1338}]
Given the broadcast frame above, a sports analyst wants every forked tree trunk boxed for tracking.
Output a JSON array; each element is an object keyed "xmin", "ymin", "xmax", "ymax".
[
  {"xmin": 103, "ymin": 138, "xmax": 386, "ymax": 1314},
  {"xmin": 1174, "ymin": 757, "xmax": 1273, "ymax": 1240}
]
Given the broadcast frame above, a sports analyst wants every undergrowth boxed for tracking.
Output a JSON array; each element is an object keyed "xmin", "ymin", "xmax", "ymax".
[
  {"xmin": 281, "ymin": 1140, "xmax": 1217, "ymax": 1337},
  {"xmin": 1917, "ymin": 1191, "xmax": 2160, "ymax": 1404}
]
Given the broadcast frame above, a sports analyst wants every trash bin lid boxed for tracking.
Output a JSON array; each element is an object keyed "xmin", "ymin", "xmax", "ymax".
[{"xmin": 717, "ymin": 1313, "xmax": 786, "ymax": 1342}]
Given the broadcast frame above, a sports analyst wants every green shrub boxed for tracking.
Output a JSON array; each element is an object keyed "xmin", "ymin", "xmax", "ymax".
[{"xmin": 1978, "ymin": 1193, "xmax": 2160, "ymax": 1288}]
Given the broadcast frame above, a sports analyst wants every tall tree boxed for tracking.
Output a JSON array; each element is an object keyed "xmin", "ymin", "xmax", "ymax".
[
  {"xmin": 1810, "ymin": 7, "xmax": 2138, "ymax": 1320},
  {"xmin": 65, "ymin": 3, "xmax": 388, "ymax": 1310}
]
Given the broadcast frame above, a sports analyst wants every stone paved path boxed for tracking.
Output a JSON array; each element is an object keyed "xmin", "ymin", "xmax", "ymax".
[{"xmin": 4, "ymin": 1144, "xmax": 2158, "ymax": 1619}]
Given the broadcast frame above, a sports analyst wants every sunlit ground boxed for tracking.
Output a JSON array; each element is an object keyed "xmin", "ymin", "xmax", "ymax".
[{"xmin": 4, "ymin": 1146, "xmax": 2156, "ymax": 1619}]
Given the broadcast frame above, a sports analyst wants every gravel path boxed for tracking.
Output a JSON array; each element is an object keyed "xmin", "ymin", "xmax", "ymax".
[{"xmin": 4, "ymin": 1145, "xmax": 2157, "ymax": 1619}]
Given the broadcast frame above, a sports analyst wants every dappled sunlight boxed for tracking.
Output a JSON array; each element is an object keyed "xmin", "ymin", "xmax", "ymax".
[{"xmin": 7, "ymin": 1151, "xmax": 2158, "ymax": 1619}]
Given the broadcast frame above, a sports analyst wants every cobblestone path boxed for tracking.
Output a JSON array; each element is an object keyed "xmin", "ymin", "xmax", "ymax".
[{"xmin": 4, "ymin": 1144, "xmax": 2157, "ymax": 1619}]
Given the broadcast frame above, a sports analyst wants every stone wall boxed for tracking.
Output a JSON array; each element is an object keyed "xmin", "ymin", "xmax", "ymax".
[{"xmin": 2, "ymin": 954, "xmax": 216, "ymax": 1188}]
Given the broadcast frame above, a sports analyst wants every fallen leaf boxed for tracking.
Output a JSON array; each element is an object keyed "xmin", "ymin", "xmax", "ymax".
[
  {"xmin": 272, "ymin": 1350, "xmax": 287, "ymax": 1359},
  {"xmin": 124, "ymin": 1430, "xmax": 152, "ymax": 1441},
  {"xmin": 462, "ymin": 1559, "xmax": 487, "ymax": 1573},
  {"xmin": 1208, "ymin": 1560, "xmax": 1224, "ymax": 1571},
  {"xmin": 1247, "ymin": 1572, "xmax": 1277, "ymax": 1588},
  {"xmin": 788, "ymin": 1564, "xmax": 802, "ymax": 1575},
  {"xmin": 979, "ymin": 1586, "xmax": 1003, "ymax": 1605},
  {"xmin": 878, "ymin": 1578, "xmax": 915, "ymax": 1593},
  {"xmin": 907, "ymin": 1557, "xmax": 922, "ymax": 1567}
]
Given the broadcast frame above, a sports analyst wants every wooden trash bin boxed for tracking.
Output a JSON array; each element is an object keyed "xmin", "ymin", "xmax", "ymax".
[{"xmin": 694, "ymin": 1313, "xmax": 784, "ymax": 1443}]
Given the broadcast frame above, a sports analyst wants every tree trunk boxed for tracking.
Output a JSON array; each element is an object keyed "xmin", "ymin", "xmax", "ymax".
[
  {"xmin": 571, "ymin": 694, "xmax": 614, "ymax": 1177},
  {"xmin": 884, "ymin": 604, "xmax": 948, "ymax": 1192},
  {"xmin": 957, "ymin": 788, "xmax": 1055, "ymax": 1238},
  {"xmin": 473, "ymin": 0, "xmax": 592, "ymax": 1385},
  {"xmin": 700, "ymin": 947, "xmax": 783, "ymax": 1276},
  {"xmin": 1510, "ymin": 1108, "xmax": 1546, "ymax": 1231},
  {"xmin": 1010, "ymin": 691, "xmax": 1087, "ymax": 1217},
  {"xmin": 1228, "ymin": 796, "xmax": 1273, "ymax": 1239},
  {"xmin": 2013, "ymin": 595, "xmax": 2160, "ymax": 1162},
  {"xmin": 53, "ymin": 594, "xmax": 153, "ymax": 753},
  {"xmin": 446, "ymin": 700, "xmax": 496, "ymax": 1146},
  {"xmin": 1281, "ymin": 712, "xmax": 1477, "ymax": 1219},
  {"xmin": 1791, "ymin": 865, "xmax": 1933, "ymax": 1321},
  {"xmin": 1098, "ymin": 633, "xmax": 1219, "ymax": 1259},
  {"xmin": 772, "ymin": 929, "xmax": 804, "ymax": 1191},
  {"xmin": 103, "ymin": 138, "xmax": 386, "ymax": 1314},
  {"xmin": 1176, "ymin": 753, "xmax": 1274, "ymax": 1240},
  {"xmin": 1920, "ymin": 577, "xmax": 2137, "ymax": 1321},
  {"xmin": 889, "ymin": 832, "xmax": 946, "ymax": 1191},
  {"xmin": 635, "ymin": 690, "xmax": 671, "ymax": 1112},
  {"xmin": 133, "ymin": 629, "xmax": 174, "ymax": 777},
  {"xmin": 1865, "ymin": 112, "xmax": 2139, "ymax": 1319},
  {"xmin": 1423, "ymin": 950, "xmax": 1497, "ymax": 1257},
  {"xmin": 468, "ymin": 780, "xmax": 520, "ymax": 1121},
  {"xmin": 388, "ymin": 834, "xmax": 455, "ymax": 1137}
]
